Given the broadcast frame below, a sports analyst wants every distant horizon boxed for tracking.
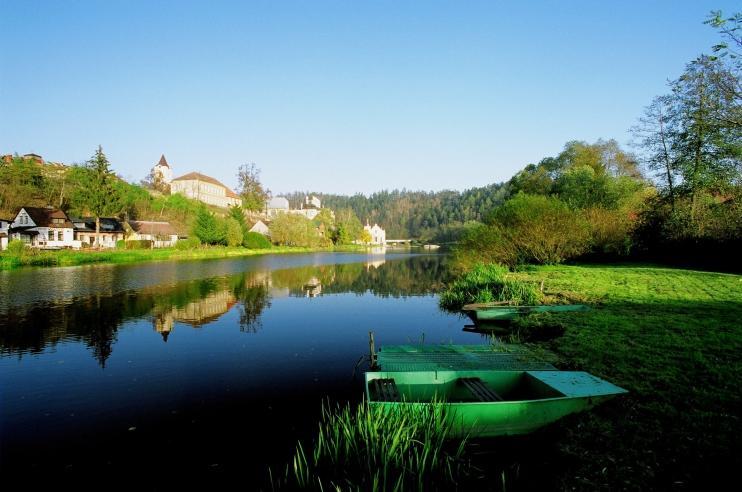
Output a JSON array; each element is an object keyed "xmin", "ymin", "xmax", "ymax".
[{"xmin": 2, "ymin": 0, "xmax": 736, "ymax": 194}]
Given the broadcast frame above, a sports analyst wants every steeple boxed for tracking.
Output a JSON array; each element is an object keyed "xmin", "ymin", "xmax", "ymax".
[{"xmin": 157, "ymin": 154, "xmax": 169, "ymax": 168}]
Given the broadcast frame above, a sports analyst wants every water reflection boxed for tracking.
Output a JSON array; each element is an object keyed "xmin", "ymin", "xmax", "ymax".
[{"xmin": 0, "ymin": 255, "xmax": 451, "ymax": 367}]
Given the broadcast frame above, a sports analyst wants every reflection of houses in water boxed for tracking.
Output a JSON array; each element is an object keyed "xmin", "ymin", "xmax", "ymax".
[
  {"xmin": 366, "ymin": 259, "xmax": 386, "ymax": 270},
  {"xmin": 303, "ymin": 277, "xmax": 322, "ymax": 297},
  {"xmin": 153, "ymin": 289, "xmax": 237, "ymax": 341}
]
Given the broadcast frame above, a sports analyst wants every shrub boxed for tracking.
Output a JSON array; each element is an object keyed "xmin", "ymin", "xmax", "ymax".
[
  {"xmin": 491, "ymin": 194, "xmax": 591, "ymax": 264},
  {"xmin": 116, "ymin": 240, "xmax": 126, "ymax": 249},
  {"xmin": 6, "ymin": 239, "xmax": 26, "ymax": 256},
  {"xmin": 439, "ymin": 263, "xmax": 541, "ymax": 310},
  {"xmin": 125, "ymin": 240, "xmax": 153, "ymax": 250},
  {"xmin": 175, "ymin": 237, "xmax": 201, "ymax": 250},
  {"xmin": 243, "ymin": 232, "xmax": 271, "ymax": 249},
  {"xmin": 224, "ymin": 217, "xmax": 243, "ymax": 247},
  {"xmin": 270, "ymin": 213, "xmax": 323, "ymax": 247}
]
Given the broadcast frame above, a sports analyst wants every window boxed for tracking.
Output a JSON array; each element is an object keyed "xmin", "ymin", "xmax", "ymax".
[
  {"xmin": 57, "ymin": 231, "xmax": 63, "ymax": 242},
  {"xmin": 48, "ymin": 230, "xmax": 54, "ymax": 241}
]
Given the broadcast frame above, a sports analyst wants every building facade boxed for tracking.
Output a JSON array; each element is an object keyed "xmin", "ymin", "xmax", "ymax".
[
  {"xmin": 171, "ymin": 172, "xmax": 242, "ymax": 208},
  {"xmin": 126, "ymin": 220, "xmax": 180, "ymax": 248},
  {"xmin": 364, "ymin": 223, "xmax": 386, "ymax": 245},
  {"xmin": 152, "ymin": 154, "xmax": 173, "ymax": 184},
  {"xmin": 8, "ymin": 207, "xmax": 78, "ymax": 249}
]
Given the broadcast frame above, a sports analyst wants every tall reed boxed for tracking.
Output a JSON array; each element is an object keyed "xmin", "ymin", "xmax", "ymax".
[
  {"xmin": 439, "ymin": 263, "xmax": 541, "ymax": 310},
  {"xmin": 270, "ymin": 398, "xmax": 472, "ymax": 491}
]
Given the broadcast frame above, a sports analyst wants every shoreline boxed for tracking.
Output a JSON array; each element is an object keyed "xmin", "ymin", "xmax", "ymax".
[{"xmin": 0, "ymin": 244, "xmax": 370, "ymax": 271}]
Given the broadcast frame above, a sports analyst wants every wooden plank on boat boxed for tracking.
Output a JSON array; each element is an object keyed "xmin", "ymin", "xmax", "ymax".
[{"xmin": 460, "ymin": 377, "xmax": 504, "ymax": 402}]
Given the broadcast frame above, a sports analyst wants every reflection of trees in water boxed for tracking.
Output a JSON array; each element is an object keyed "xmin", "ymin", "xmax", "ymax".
[{"xmin": 0, "ymin": 255, "xmax": 449, "ymax": 366}]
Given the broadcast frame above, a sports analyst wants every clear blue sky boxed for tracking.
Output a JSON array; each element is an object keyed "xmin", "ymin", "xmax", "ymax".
[{"xmin": 1, "ymin": 1, "xmax": 737, "ymax": 194}]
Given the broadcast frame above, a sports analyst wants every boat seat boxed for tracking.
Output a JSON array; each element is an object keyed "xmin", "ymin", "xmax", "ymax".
[
  {"xmin": 459, "ymin": 377, "xmax": 504, "ymax": 402},
  {"xmin": 369, "ymin": 378, "xmax": 401, "ymax": 402}
]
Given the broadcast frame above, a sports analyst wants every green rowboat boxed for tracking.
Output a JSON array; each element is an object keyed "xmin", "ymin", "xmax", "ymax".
[
  {"xmin": 366, "ymin": 369, "xmax": 626, "ymax": 437},
  {"xmin": 461, "ymin": 303, "xmax": 590, "ymax": 323}
]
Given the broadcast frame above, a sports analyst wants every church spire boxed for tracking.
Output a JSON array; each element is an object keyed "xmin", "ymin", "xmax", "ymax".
[{"xmin": 157, "ymin": 154, "xmax": 169, "ymax": 168}]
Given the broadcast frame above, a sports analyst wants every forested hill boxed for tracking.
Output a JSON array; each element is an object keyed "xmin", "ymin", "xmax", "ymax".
[{"xmin": 282, "ymin": 183, "xmax": 509, "ymax": 240}]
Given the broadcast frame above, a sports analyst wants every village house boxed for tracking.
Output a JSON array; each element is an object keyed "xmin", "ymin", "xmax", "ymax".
[
  {"xmin": 364, "ymin": 222, "xmax": 386, "ymax": 245},
  {"xmin": 265, "ymin": 195, "xmax": 325, "ymax": 220},
  {"xmin": 0, "ymin": 217, "xmax": 11, "ymax": 250},
  {"xmin": 71, "ymin": 217, "xmax": 126, "ymax": 248},
  {"xmin": 248, "ymin": 219, "xmax": 270, "ymax": 236},
  {"xmin": 126, "ymin": 220, "xmax": 180, "ymax": 248},
  {"xmin": 171, "ymin": 172, "xmax": 242, "ymax": 208},
  {"xmin": 8, "ymin": 207, "xmax": 78, "ymax": 249}
]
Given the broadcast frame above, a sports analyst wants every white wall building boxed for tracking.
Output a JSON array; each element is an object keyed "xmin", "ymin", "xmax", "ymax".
[
  {"xmin": 0, "ymin": 217, "xmax": 10, "ymax": 250},
  {"xmin": 265, "ymin": 195, "xmax": 325, "ymax": 220},
  {"xmin": 152, "ymin": 154, "xmax": 173, "ymax": 184},
  {"xmin": 171, "ymin": 172, "xmax": 242, "ymax": 208},
  {"xmin": 8, "ymin": 207, "xmax": 80, "ymax": 249},
  {"xmin": 126, "ymin": 220, "xmax": 180, "ymax": 248},
  {"xmin": 364, "ymin": 222, "xmax": 386, "ymax": 245}
]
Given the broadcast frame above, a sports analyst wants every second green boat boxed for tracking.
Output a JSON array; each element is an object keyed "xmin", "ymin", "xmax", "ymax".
[{"xmin": 461, "ymin": 303, "xmax": 590, "ymax": 323}]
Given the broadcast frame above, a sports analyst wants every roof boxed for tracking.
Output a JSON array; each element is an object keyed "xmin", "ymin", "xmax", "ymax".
[
  {"xmin": 267, "ymin": 197, "xmax": 290, "ymax": 209},
  {"xmin": 19, "ymin": 207, "xmax": 73, "ymax": 228},
  {"xmin": 71, "ymin": 217, "xmax": 125, "ymax": 233},
  {"xmin": 128, "ymin": 220, "xmax": 178, "ymax": 236},
  {"xmin": 171, "ymin": 172, "xmax": 240, "ymax": 200},
  {"xmin": 157, "ymin": 154, "xmax": 169, "ymax": 168}
]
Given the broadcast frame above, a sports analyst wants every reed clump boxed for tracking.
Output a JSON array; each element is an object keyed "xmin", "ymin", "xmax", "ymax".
[
  {"xmin": 439, "ymin": 263, "xmax": 542, "ymax": 310},
  {"xmin": 270, "ymin": 399, "xmax": 472, "ymax": 491}
]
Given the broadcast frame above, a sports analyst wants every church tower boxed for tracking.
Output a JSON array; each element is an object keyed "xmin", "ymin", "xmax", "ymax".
[{"xmin": 152, "ymin": 154, "xmax": 173, "ymax": 184}]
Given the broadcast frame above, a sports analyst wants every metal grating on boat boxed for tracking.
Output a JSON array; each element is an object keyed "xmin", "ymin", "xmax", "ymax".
[{"xmin": 377, "ymin": 345, "xmax": 556, "ymax": 372}]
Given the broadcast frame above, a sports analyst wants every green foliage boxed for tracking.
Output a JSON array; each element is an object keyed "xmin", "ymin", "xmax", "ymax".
[
  {"xmin": 192, "ymin": 206, "xmax": 225, "ymax": 245},
  {"xmin": 332, "ymin": 207, "xmax": 363, "ymax": 244},
  {"xmin": 0, "ymin": 156, "xmax": 46, "ymax": 214},
  {"xmin": 439, "ymin": 263, "xmax": 541, "ymax": 310},
  {"xmin": 270, "ymin": 213, "xmax": 322, "ymax": 247},
  {"xmin": 6, "ymin": 239, "xmax": 26, "ymax": 256},
  {"xmin": 224, "ymin": 217, "xmax": 244, "ymax": 247},
  {"xmin": 70, "ymin": 146, "xmax": 122, "ymax": 224},
  {"xmin": 271, "ymin": 399, "xmax": 471, "ymax": 491},
  {"xmin": 125, "ymin": 240, "xmax": 153, "ymax": 250},
  {"xmin": 175, "ymin": 237, "xmax": 202, "ymax": 250},
  {"xmin": 243, "ymin": 232, "xmax": 271, "ymax": 249},
  {"xmin": 116, "ymin": 240, "xmax": 126, "ymax": 249},
  {"xmin": 236, "ymin": 163, "xmax": 268, "ymax": 211}
]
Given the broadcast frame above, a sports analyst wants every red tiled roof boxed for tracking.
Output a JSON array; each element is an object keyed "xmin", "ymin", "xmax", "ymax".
[
  {"xmin": 157, "ymin": 154, "xmax": 169, "ymax": 168},
  {"xmin": 171, "ymin": 172, "xmax": 240, "ymax": 200}
]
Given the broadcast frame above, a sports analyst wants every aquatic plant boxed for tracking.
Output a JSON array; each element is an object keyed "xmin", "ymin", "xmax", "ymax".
[
  {"xmin": 269, "ymin": 398, "xmax": 472, "ymax": 491},
  {"xmin": 439, "ymin": 263, "xmax": 542, "ymax": 310}
]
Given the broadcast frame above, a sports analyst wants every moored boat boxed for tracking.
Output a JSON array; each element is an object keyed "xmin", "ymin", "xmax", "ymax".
[
  {"xmin": 366, "ymin": 369, "xmax": 626, "ymax": 437},
  {"xmin": 461, "ymin": 303, "xmax": 590, "ymax": 323}
]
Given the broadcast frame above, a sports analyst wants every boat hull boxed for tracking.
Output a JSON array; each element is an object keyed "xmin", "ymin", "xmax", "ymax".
[
  {"xmin": 366, "ymin": 370, "xmax": 626, "ymax": 437},
  {"xmin": 462, "ymin": 304, "xmax": 590, "ymax": 323}
]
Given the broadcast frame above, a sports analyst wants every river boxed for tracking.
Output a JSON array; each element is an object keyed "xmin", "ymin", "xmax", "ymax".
[{"xmin": 0, "ymin": 252, "xmax": 486, "ymax": 485}]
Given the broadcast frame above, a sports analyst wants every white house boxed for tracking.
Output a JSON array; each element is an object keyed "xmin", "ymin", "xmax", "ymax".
[
  {"xmin": 71, "ymin": 217, "xmax": 126, "ymax": 248},
  {"xmin": 266, "ymin": 197, "xmax": 290, "ymax": 218},
  {"xmin": 171, "ymin": 172, "xmax": 242, "ymax": 208},
  {"xmin": 8, "ymin": 207, "xmax": 80, "ymax": 249},
  {"xmin": 364, "ymin": 222, "xmax": 386, "ymax": 245},
  {"xmin": 0, "ymin": 217, "xmax": 10, "ymax": 250},
  {"xmin": 126, "ymin": 220, "xmax": 180, "ymax": 248},
  {"xmin": 248, "ymin": 219, "xmax": 270, "ymax": 236}
]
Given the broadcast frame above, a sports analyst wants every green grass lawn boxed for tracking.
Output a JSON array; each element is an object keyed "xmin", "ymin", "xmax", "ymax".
[
  {"xmin": 0, "ymin": 244, "xmax": 366, "ymax": 270},
  {"xmin": 506, "ymin": 264, "xmax": 742, "ymax": 489}
]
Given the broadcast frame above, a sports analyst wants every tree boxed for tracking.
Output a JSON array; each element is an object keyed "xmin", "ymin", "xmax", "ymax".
[
  {"xmin": 228, "ymin": 205, "xmax": 251, "ymax": 246},
  {"xmin": 192, "ymin": 206, "xmax": 225, "ymax": 245},
  {"xmin": 631, "ymin": 95, "xmax": 679, "ymax": 208},
  {"xmin": 141, "ymin": 168, "xmax": 170, "ymax": 194},
  {"xmin": 269, "ymin": 213, "xmax": 321, "ymax": 247},
  {"xmin": 237, "ymin": 163, "xmax": 269, "ymax": 212},
  {"xmin": 72, "ymin": 146, "xmax": 121, "ymax": 248},
  {"xmin": 224, "ymin": 217, "xmax": 244, "ymax": 247},
  {"xmin": 333, "ymin": 208, "xmax": 363, "ymax": 244}
]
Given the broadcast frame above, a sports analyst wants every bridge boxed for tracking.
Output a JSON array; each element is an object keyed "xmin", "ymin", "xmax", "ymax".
[{"xmin": 385, "ymin": 239, "xmax": 413, "ymax": 245}]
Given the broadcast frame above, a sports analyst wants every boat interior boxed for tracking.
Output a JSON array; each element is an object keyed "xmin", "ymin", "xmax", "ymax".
[{"xmin": 368, "ymin": 370, "xmax": 566, "ymax": 403}]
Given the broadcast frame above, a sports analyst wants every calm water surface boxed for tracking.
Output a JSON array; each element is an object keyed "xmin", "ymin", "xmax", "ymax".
[{"xmin": 0, "ymin": 252, "xmax": 484, "ymax": 486}]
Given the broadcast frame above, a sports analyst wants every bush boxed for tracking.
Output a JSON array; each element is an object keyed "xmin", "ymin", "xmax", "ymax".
[
  {"xmin": 125, "ymin": 240, "xmax": 153, "ymax": 250},
  {"xmin": 6, "ymin": 239, "xmax": 26, "ymax": 256},
  {"xmin": 243, "ymin": 232, "xmax": 271, "ymax": 249},
  {"xmin": 491, "ymin": 194, "xmax": 591, "ymax": 264},
  {"xmin": 116, "ymin": 240, "xmax": 126, "ymax": 249},
  {"xmin": 224, "ymin": 217, "xmax": 244, "ymax": 247},
  {"xmin": 175, "ymin": 237, "xmax": 201, "ymax": 250},
  {"xmin": 439, "ymin": 263, "xmax": 542, "ymax": 310},
  {"xmin": 270, "ymin": 213, "xmax": 323, "ymax": 247}
]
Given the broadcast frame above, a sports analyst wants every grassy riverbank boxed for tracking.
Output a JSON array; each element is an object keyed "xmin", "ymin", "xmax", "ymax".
[
  {"xmin": 0, "ymin": 244, "xmax": 367, "ymax": 270},
  {"xmin": 499, "ymin": 264, "xmax": 741, "ymax": 489}
]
